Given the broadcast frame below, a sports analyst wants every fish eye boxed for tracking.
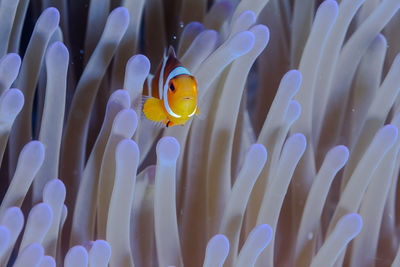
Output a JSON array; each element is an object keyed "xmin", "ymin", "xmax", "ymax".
[{"xmin": 169, "ymin": 82, "xmax": 175, "ymax": 92}]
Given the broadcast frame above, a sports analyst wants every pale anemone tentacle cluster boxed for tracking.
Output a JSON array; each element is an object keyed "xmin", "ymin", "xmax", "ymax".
[{"xmin": 0, "ymin": 0, "xmax": 399, "ymax": 266}]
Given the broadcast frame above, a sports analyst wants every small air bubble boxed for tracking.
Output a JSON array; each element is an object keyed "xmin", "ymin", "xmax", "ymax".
[
  {"xmin": 307, "ymin": 232, "xmax": 313, "ymax": 240},
  {"xmin": 173, "ymin": 35, "xmax": 177, "ymax": 40},
  {"xmin": 179, "ymin": 22, "xmax": 184, "ymax": 28},
  {"xmin": 351, "ymin": 108, "xmax": 355, "ymax": 112},
  {"xmin": 79, "ymin": 49, "xmax": 84, "ymax": 54}
]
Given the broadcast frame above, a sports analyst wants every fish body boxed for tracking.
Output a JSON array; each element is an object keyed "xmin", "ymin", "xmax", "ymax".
[{"xmin": 143, "ymin": 47, "xmax": 198, "ymax": 127}]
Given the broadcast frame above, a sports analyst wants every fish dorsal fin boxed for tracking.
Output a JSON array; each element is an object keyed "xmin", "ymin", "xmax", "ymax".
[{"xmin": 168, "ymin": 45, "xmax": 176, "ymax": 58}]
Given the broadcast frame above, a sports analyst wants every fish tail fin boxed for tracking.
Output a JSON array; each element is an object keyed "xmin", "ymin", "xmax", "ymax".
[{"xmin": 143, "ymin": 97, "xmax": 167, "ymax": 122}]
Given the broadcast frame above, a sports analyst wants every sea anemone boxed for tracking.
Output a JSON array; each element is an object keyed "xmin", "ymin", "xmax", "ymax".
[{"xmin": 0, "ymin": 0, "xmax": 399, "ymax": 266}]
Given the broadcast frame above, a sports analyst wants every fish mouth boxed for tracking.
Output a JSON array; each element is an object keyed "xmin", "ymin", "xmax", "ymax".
[{"xmin": 183, "ymin": 97, "xmax": 193, "ymax": 100}]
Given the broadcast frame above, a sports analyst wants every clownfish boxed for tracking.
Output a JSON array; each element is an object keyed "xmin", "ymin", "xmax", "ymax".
[{"xmin": 143, "ymin": 46, "xmax": 199, "ymax": 127}]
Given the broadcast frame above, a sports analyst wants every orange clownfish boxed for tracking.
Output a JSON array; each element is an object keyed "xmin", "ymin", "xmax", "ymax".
[{"xmin": 143, "ymin": 47, "xmax": 199, "ymax": 127}]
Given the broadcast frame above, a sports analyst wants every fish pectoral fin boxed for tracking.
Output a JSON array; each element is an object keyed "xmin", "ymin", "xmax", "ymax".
[
  {"xmin": 132, "ymin": 95, "xmax": 151, "ymax": 110},
  {"xmin": 143, "ymin": 98, "xmax": 167, "ymax": 122},
  {"xmin": 196, "ymin": 105, "xmax": 207, "ymax": 121}
]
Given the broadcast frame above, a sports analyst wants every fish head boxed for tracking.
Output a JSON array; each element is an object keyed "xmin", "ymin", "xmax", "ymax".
[{"xmin": 167, "ymin": 74, "xmax": 198, "ymax": 117}]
